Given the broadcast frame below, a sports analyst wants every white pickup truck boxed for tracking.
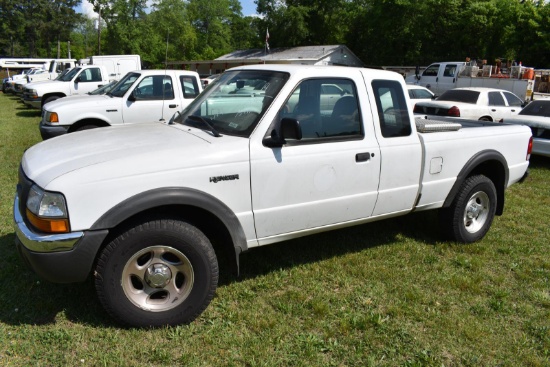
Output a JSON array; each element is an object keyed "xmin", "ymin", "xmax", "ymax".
[
  {"xmin": 406, "ymin": 61, "xmax": 534, "ymax": 102},
  {"xmin": 13, "ymin": 65, "xmax": 532, "ymax": 327},
  {"xmin": 39, "ymin": 70, "xmax": 203, "ymax": 139},
  {"xmin": 22, "ymin": 65, "xmax": 114, "ymax": 109}
]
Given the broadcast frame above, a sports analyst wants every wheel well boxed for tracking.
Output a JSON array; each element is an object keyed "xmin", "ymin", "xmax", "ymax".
[
  {"xmin": 478, "ymin": 116, "xmax": 493, "ymax": 121},
  {"xmin": 445, "ymin": 158, "xmax": 507, "ymax": 215},
  {"xmin": 68, "ymin": 118, "xmax": 110, "ymax": 132},
  {"xmin": 41, "ymin": 93, "xmax": 65, "ymax": 105},
  {"xmin": 98, "ymin": 204, "xmax": 239, "ymax": 279}
]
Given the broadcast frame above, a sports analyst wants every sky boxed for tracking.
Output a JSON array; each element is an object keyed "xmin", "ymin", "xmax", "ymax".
[{"xmin": 78, "ymin": 0, "xmax": 258, "ymax": 18}]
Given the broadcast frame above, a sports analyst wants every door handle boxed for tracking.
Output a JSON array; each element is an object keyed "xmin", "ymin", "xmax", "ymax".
[
  {"xmin": 491, "ymin": 109, "xmax": 497, "ymax": 112},
  {"xmin": 169, "ymin": 104, "xmax": 178, "ymax": 108},
  {"xmin": 356, "ymin": 152, "xmax": 372, "ymax": 162}
]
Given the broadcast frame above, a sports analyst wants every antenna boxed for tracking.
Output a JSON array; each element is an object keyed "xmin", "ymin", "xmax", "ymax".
[{"xmin": 160, "ymin": 32, "xmax": 169, "ymax": 122}]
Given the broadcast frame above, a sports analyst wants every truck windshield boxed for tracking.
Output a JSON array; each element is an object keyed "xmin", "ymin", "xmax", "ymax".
[
  {"xmin": 59, "ymin": 68, "xmax": 81, "ymax": 82},
  {"xmin": 54, "ymin": 69, "xmax": 71, "ymax": 81},
  {"xmin": 107, "ymin": 72, "xmax": 141, "ymax": 97},
  {"xmin": 437, "ymin": 90, "xmax": 480, "ymax": 104},
  {"xmin": 175, "ymin": 70, "xmax": 289, "ymax": 138}
]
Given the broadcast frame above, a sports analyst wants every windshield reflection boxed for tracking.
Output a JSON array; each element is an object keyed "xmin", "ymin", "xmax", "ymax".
[
  {"xmin": 107, "ymin": 72, "xmax": 140, "ymax": 97},
  {"xmin": 175, "ymin": 70, "xmax": 289, "ymax": 138}
]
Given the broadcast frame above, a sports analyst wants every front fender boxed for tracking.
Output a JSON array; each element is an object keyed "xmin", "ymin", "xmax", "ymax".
[{"xmin": 90, "ymin": 187, "xmax": 248, "ymax": 255}]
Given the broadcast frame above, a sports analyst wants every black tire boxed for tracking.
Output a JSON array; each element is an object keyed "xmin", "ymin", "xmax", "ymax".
[
  {"xmin": 75, "ymin": 124, "xmax": 99, "ymax": 132},
  {"xmin": 95, "ymin": 218, "xmax": 219, "ymax": 327},
  {"xmin": 478, "ymin": 116, "xmax": 492, "ymax": 121},
  {"xmin": 43, "ymin": 96, "xmax": 59, "ymax": 107},
  {"xmin": 439, "ymin": 175, "xmax": 497, "ymax": 243}
]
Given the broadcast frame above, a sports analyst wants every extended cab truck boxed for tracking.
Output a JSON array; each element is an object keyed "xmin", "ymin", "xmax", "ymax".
[
  {"xmin": 39, "ymin": 70, "xmax": 202, "ymax": 139},
  {"xmin": 13, "ymin": 65, "xmax": 532, "ymax": 327},
  {"xmin": 22, "ymin": 65, "xmax": 113, "ymax": 109}
]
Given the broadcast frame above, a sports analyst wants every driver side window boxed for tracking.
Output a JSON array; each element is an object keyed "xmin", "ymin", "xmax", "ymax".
[
  {"xmin": 135, "ymin": 75, "xmax": 174, "ymax": 100},
  {"xmin": 280, "ymin": 78, "xmax": 362, "ymax": 141}
]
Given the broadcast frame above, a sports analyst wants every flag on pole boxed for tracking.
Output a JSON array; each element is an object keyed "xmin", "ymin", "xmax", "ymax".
[{"xmin": 266, "ymin": 28, "xmax": 270, "ymax": 52}]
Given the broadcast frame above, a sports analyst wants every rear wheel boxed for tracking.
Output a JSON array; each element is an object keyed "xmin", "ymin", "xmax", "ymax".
[
  {"xmin": 440, "ymin": 175, "xmax": 497, "ymax": 243},
  {"xmin": 95, "ymin": 218, "xmax": 219, "ymax": 327}
]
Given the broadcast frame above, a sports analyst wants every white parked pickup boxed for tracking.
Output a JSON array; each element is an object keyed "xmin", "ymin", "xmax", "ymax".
[
  {"xmin": 14, "ymin": 64, "xmax": 532, "ymax": 328},
  {"xmin": 39, "ymin": 69, "xmax": 202, "ymax": 139}
]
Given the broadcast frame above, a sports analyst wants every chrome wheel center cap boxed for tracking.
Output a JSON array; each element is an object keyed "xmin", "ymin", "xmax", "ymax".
[
  {"xmin": 145, "ymin": 263, "xmax": 172, "ymax": 288},
  {"xmin": 467, "ymin": 204, "xmax": 480, "ymax": 219}
]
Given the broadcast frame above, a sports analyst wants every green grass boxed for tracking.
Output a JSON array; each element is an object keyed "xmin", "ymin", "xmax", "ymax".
[{"xmin": 0, "ymin": 92, "xmax": 549, "ymax": 366}]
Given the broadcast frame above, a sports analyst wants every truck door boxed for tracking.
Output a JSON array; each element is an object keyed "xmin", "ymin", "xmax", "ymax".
[
  {"xmin": 436, "ymin": 63, "xmax": 459, "ymax": 95},
  {"xmin": 418, "ymin": 63, "xmax": 459, "ymax": 95},
  {"xmin": 250, "ymin": 76, "xmax": 381, "ymax": 241},
  {"xmin": 122, "ymin": 74, "xmax": 179, "ymax": 124},
  {"xmin": 71, "ymin": 67, "xmax": 105, "ymax": 95},
  {"xmin": 369, "ymin": 79, "xmax": 422, "ymax": 215},
  {"xmin": 417, "ymin": 63, "xmax": 439, "ymax": 93}
]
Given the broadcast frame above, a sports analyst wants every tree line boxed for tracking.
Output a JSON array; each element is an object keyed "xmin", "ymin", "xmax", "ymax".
[{"xmin": 1, "ymin": 0, "xmax": 550, "ymax": 68}]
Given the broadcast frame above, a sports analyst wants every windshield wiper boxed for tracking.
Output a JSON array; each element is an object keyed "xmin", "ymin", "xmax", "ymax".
[{"xmin": 187, "ymin": 115, "xmax": 221, "ymax": 137}]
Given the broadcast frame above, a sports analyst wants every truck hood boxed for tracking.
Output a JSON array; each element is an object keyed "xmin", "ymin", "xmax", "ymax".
[
  {"xmin": 22, "ymin": 122, "xmax": 246, "ymax": 188},
  {"xmin": 44, "ymin": 94, "xmax": 119, "ymax": 111},
  {"xmin": 25, "ymin": 80, "xmax": 63, "ymax": 91}
]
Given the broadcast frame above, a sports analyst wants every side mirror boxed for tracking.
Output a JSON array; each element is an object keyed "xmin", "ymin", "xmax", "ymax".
[
  {"xmin": 236, "ymin": 80, "xmax": 245, "ymax": 89},
  {"xmin": 128, "ymin": 91, "xmax": 137, "ymax": 102},
  {"xmin": 263, "ymin": 117, "xmax": 303, "ymax": 147},
  {"xmin": 75, "ymin": 76, "xmax": 81, "ymax": 83}
]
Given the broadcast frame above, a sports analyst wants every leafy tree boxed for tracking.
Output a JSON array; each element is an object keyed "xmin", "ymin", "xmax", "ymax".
[
  {"xmin": 146, "ymin": 0, "xmax": 198, "ymax": 67},
  {"xmin": 187, "ymin": 0, "xmax": 236, "ymax": 58}
]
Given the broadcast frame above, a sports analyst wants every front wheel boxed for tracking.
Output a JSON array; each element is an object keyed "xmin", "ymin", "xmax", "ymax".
[
  {"xmin": 440, "ymin": 175, "xmax": 497, "ymax": 243},
  {"xmin": 95, "ymin": 218, "xmax": 218, "ymax": 327},
  {"xmin": 43, "ymin": 96, "xmax": 60, "ymax": 107},
  {"xmin": 75, "ymin": 124, "xmax": 99, "ymax": 132}
]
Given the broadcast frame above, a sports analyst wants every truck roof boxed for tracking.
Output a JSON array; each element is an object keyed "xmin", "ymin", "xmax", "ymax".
[
  {"xmin": 226, "ymin": 64, "xmax": 404, "ymax": 80},
  {"xmin": 124, "ymin": 69, "xmax": 199, "ymax": 75}
]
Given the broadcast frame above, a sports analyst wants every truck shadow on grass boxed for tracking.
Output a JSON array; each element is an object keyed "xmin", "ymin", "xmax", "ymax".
[
  {"xmin": 235, "ymin": 210, "xmax": 441, "ymax": 282},
  {"xmin": 0, "ymin": 233, "xmax": 116, "ymax": 327},
  {"xmin": 15, "ymin": 106, "xmax": 41, "ymax": 118},
  {"xmin": 529, "ymin": 155, "xmax": 550, "ymax": 171},
  {"xmin": 0, "ymin": 210, "xmax": 442, "ymax": 327}
]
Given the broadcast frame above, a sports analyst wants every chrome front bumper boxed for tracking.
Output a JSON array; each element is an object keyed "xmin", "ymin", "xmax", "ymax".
[
  {"xmin": 13, "ymin": 194, "xmax": 83, "ymax": 253},
  {"xmin": 13, "ymin": 193, "xmax": 109, "ymax": 283}
]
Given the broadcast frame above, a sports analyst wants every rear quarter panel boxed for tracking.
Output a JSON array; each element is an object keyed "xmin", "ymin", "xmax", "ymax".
[{"xmin": 415, "ymin": 123, "xmax": 531, "ymax": 210}]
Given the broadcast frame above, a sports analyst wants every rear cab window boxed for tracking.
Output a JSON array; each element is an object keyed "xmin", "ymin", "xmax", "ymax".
[
  {"xmin": 180, "ymin": 75, "xmax": 200, "ymax": 99},
  {"xmin": 372, "ymin": 80, "xmax": 412, "ymax": 138}
]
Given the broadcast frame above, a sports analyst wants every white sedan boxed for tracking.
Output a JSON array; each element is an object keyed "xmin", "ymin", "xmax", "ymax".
[
  {"xmin": 413, "ymin": 87, "xmax": 524, "ymax": 121},
  {"xmin": 502, "ymin": 99, "xmax": 550, "ymax": 157},
  {"xmin": 407, "ymin": 85, "xmax": 435, "ymax": 103}
]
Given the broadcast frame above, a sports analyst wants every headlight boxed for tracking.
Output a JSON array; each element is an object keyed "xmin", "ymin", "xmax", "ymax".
[
  {"xmin": 26, "ymin": 185, "xmax": 70, "ymax": 233},
  {"xmin": 28, "ymin": 89, "xmax": 38, "ymax": 97}
]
